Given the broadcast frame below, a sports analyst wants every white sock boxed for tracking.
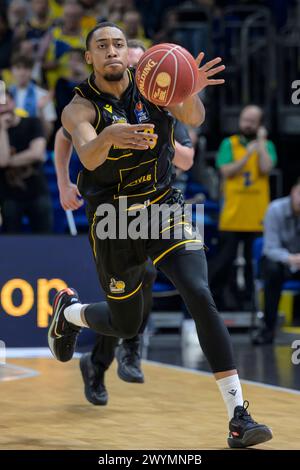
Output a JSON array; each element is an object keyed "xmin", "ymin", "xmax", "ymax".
[
  {"xmin": 216, "ymin": 374, "xmax": 244, "ymax": 420},
  {"xmin": 64, "ymin": 303, "xmax": 88, "ymax": 328}
]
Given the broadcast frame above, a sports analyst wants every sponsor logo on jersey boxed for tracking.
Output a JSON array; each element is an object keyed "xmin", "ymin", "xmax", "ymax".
[
  {"xmin": 112, "ymin": 115, "xmax": 128, "ymax": 124},
  {"xmin": 124, "ymin": 174, "xmax": 152, "ymax": 188},
  {"xmin": 134, "ymin": 101, "xmax": 150, "ymax": 123}
]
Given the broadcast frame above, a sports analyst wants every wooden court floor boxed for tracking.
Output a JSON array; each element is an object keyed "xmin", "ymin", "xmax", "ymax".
[{"xmin": 0, "ymin": 358, "xmax": 299, "ymax": 450}]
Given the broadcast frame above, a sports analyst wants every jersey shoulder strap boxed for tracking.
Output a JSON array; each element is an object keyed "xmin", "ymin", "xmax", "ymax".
[
  {"xmin": 73, "ymin": 75, "xmax": 100, "ymax": 101},
  {"xmin": 73, "ymin": 75, "xmax": 102, "ymax": 131},
  {"xmin": 74, "ymin": 69, "xmax": 136, "ymax": 102}
]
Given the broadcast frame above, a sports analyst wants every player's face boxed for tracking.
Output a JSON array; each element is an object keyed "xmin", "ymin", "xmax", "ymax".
[
  {"xmin": 86, "ymin": 27, "xmax": 128, "ymax": 81},
  {"xmin": 127, "ymin": 47, "xmax": 144, "ymax": 67}
]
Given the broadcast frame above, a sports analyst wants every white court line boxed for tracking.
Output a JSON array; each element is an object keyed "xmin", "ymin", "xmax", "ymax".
[
  {"xmin": 5, "ymin": 349, "xmax": 300, "ymax": 396},
  {"xmin": 145, "ymin": 360, "xmax": 300, "ymax": 397},
  {"xmin": 5, "ymin": 348, "xmax": 81, "ymax": 359},
  {"xmin": 0, "ymin": 363, "xmax": 39, "ymax": 382}
]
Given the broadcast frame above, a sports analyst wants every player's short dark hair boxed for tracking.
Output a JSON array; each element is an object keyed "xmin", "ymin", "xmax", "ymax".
[
  {"xmin": 85, "ymin": 22, "xmax": 127, "ymax": 50},
  {"xmin": 127, "ymin": 39, "xmax": 146, "ymax": 52},
  {"xmin": 11, "ymin": 54, "xmax": 34, "ymax": 69}
]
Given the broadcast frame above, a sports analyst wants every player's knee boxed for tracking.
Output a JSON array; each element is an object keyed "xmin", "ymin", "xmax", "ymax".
[
  {"xmin": 110, "ymin": 314, "xmax": 141, "ymax": 339},
  {"xmin": 188, "ymin": 280, "xmax": 213, "ymax": 308},
  {"xmin": 116, "ymin": 323, "xmax": 140, "ymax": 339}
]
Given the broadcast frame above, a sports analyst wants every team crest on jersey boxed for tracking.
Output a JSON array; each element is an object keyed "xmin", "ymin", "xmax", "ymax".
[
  {"xmin": 112, "ymin": 115, "xmax": 128, "ymax": 124},
  {"xmin": 109, "ymin": 278, "xmax": 126, "ymax": 293},
  {"xmin": 134, "ymin": 101, "xmax": 150, "ymax": 123}
]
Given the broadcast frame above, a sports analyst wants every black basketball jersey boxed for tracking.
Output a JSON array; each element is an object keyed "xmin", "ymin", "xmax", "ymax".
[{"xmin": 74, "ymin": 69, "xmax": 175, "ymax": 209}]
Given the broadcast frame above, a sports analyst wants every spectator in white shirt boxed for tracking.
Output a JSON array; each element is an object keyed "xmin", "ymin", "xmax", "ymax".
[{"xmin": 253, "ymin": 179, "xmax": 300, "ymax": 345}]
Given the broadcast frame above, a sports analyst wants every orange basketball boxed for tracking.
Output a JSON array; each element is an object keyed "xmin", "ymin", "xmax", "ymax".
[{"xmin": 135, "ymin": 43, "xmax": 199, "ymax": 106}]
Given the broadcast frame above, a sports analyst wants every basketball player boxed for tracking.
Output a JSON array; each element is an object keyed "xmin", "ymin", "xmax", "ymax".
[
  {"xmin": 54, "ymin": 39, "xmax": 195, "ymax": 405},
  {"xmin": 48, "ymin": 22, "xmax": 272, "ymax": 448}
]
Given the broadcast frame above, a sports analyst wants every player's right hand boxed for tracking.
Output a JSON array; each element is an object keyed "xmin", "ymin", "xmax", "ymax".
[
  {"xmin": 104, "ymin": 123, "xmax": 158, "ymax": 150},
  {"xmin": 59, "ymin": 183, "xmax": 84, "ymax": 211}
]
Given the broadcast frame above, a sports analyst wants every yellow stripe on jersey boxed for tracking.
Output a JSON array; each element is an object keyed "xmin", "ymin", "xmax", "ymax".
[
  {"xmin": 90, "ymin": 212, "xmax": 97, "ymax": 258},
  {"xmin": 107, "ymin": 281, "xmax": 143, "ymax": 300},
  {"xmin": 74, "ymin": 86, "xmax": 85, "ymax": 98},
  {"xmin": 153, "ymin": 239, "xmax": 203, "ymax": 266},
  {"xmin": 88, "ymin": 76, "xmax": 101, "ymax": 96},
  {"xmin": 94, "ymin": 102, "xmax": 101, "ymax": 131}
]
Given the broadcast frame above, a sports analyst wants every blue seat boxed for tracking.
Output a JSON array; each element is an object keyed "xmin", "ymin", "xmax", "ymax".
[
  {"xmin": 152, "ymin": 281, "xmax": 178, "ymax": 297},
  {"xmin": 252, "ymin": 236, "xmax": 264, "ymax": 278}
]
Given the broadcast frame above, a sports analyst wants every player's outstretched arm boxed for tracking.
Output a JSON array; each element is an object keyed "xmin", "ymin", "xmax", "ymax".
[
  {"xmin": 61, "ymin": 95, "xmax": 108, "ymax": 171},
  {"xmin": 62, "ymin": 95, "xmax": 158, "ymax": 171},
  {"xmin": 166, "ymin": 53, "xmax": 225, "ymax": 128}
]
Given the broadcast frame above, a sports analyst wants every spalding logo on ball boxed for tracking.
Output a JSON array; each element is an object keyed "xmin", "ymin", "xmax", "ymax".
[{"xmin": 135, "ymin": 43, "xmax": 199, "ymax": 106}]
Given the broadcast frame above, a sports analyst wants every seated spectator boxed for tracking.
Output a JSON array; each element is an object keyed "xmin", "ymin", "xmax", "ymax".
[
  {"xmin": 25, "ymin": 0, "xmax": 55, "ymax": 53},
  {"xmin": 7, "ymin": 0, "xmax": 30, "ymax": 43},
  {"xmin": 43, "ymin": 0, "xmax": 87, "ymax": 89},
  {"xmin": 209, "ymin": 105, "xmax": 277, "ymax": 310},
  {"xmin": 0, "ymin": 92, "xmax": 53, "ymax": 233},
  {"xmin": 107, "ymin": 0, "xmax": 134, "ymax": 24},
  {"xmin": 253, "ymin": 179, "xmax": 300, "ymax": 345},
  {"xmin": 134, "ymin": 0, "xmax": 181, "ymax": 38},
  {"xmin": 152, "ymin": 8, "xmax": 180, "ymax": 44},
  {"xmin": 2, "ymin": 40, "xmax": 40, "ymax": 87},
  {"xmin": 55, "ymin": 48, "xmax": 88, "ymax": 126},
  {"xmin": 121, "ymin": 10, "xmax": 152, "ymax": 48},
  {"xmin": 49, "ymin": 0, "xmax": 64, "ymax": 20},
  {"xmin": 10, "ymin": 54, "xmax": 57, "ymax": 140},
  {"xmin": 78, "ymin": 0, "xmax": 108, "ymax": 30}
]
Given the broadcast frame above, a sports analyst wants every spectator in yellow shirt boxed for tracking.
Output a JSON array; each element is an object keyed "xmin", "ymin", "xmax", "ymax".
[
  {"xmin": 209, "ymin": 105, "xmax": 277, "ymax": 310},
  {"xmin": 121, "ymin": 10, "xmax": 152, "ymax": 49},
  {"xmin": 43, "ymin": 0, "xmax": 87, "ymax": 89}
]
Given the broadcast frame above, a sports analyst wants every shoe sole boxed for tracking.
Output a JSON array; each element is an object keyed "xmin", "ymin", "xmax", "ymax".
[
  {"xmin": 79, "ymin": 355, "xmax": 108, "ymax": 406},
  {"xmin": 228, "ymin": 426, "xmax": 273, "ymax": 448},
  {"xmin": 48, "ymin": 291, "xmax": 67, "ymax": 361}
]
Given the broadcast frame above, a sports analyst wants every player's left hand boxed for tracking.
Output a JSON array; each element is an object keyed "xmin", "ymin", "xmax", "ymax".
[
  {"xmin": 59, "ymin": 183, "xmax": 84, "ymax": 211},
  {"xmin": 193, "ymin": 52, "xmax": 225, "ymax": 94}
]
